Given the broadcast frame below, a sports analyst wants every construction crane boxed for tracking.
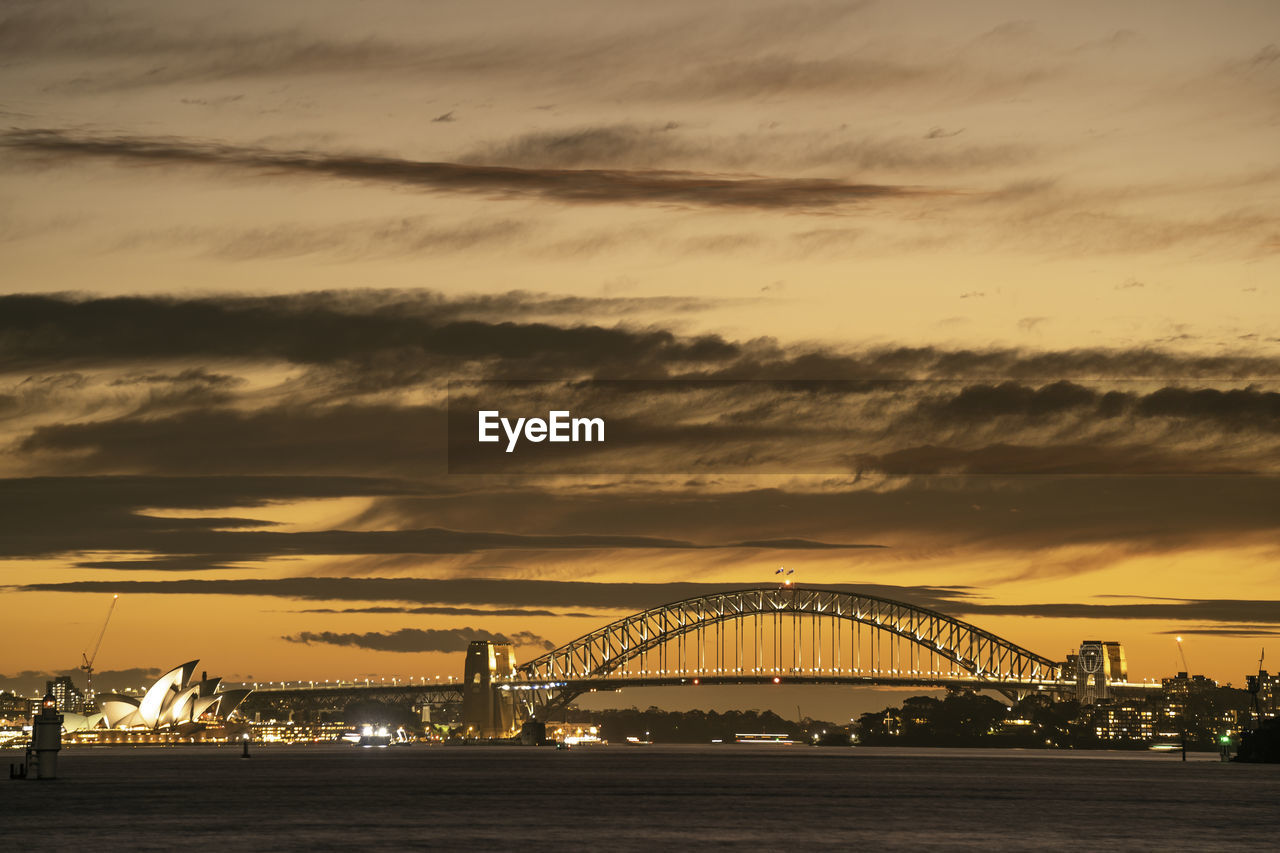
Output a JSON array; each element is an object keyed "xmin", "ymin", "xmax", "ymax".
[
  {"xmin": 80, "ymin": 594, "xmax": 119, "ymax": 702},
  {"xmin": 1246, "ymin": 648, "xmax": 1266, "ymax": 728},
  {"xmin": 1175, "ymin": 635, "xmax": 1190, "ymax": 674}
]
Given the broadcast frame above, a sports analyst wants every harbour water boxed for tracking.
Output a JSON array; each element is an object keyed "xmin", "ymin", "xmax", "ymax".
[{"xmin": 4, "ymin": 745, "xmax": 1277, "ymax": 850}]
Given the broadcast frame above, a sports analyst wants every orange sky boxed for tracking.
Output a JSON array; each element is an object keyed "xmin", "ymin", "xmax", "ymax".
[{"xmin": 1, "ymin": 0, "xmax": 1277, "ymax": 718}]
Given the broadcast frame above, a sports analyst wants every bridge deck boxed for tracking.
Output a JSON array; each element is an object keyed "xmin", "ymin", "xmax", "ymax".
[{"xmin": 500, "ymin": 674, "xmax": 1164, "ymax": 696}]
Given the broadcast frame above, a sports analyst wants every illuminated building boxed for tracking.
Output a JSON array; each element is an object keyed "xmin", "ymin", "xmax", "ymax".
[
  {"xmin": 1253, "ymin": 670, "xmax": 1278, "ymax": 718},
  {"xmin": 545, "ymin": 722, "xmax": 604, "ymax": 745},
  {"xmin": 46, "ymin": 676, "xmax": 84, "ymax": 715},
  {"xmin": 97, "ymin": 660, "xmax": 250, "ymax": 731},
  {"xmin": 250, "ymin": 721, "xmax": 351, "ymax": 744},
  {"xmin": 1093, "ymin": 701, "xmax": 1156, "ymax": 741},
  {"xmin": 0, "ymin": 690, "xmax": 29, "ymax": 725}
]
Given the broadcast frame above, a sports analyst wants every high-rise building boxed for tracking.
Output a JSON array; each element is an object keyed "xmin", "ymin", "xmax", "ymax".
[
  {"xmin": 46, "ymin": 676, "xmax": 84, "ymax": 714},
  {"xmin": 1247, "ymin": 669, "xmax": 1278, "ymax": 719}
]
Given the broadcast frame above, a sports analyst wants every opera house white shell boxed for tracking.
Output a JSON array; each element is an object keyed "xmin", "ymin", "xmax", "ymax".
[{"xmin": 99, "ymin": 660, "xmax": 250, "ymax": 730}]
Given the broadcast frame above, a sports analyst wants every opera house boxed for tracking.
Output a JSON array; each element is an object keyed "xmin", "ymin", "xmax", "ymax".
[{"xmin": 97, "ymin": 660, "xmax": 250, "ymax": 732}]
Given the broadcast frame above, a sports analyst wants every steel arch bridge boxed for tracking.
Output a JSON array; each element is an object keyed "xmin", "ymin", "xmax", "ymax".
[{"xmin": 501, "ymin": 585, "xmax": 1068, "ymax": 718}]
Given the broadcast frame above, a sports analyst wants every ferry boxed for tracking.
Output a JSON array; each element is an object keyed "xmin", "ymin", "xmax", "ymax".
[{"xmin": 353, "ymin": 725, "xmax": 392, "ymax": 748}]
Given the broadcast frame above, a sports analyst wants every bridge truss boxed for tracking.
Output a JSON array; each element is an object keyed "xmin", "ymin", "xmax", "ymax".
[
  {"xmin": 506, "ymin": 586, "xmax": 1067, "ymax": 716},
  {"xmin": 237, "ymin": 682, "xmax": 463, "ymax": 720}
]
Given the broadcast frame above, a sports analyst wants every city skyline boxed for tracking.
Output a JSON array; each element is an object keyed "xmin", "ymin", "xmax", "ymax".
[{"xmin": 1, "ymin": 0, "xmax": 1278, "ymax": 719}]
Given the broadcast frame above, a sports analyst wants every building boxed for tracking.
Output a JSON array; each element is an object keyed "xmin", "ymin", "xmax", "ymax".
[
  {"xmin": 250, "ymin": 720, "xmax": 350, "ymax": 744},
  {"xmin": 0, "ymin": 690, "xmax": 30, "ymax": 725},
  {"xmin": 1093, "ymin": 700, "xmax": 1156, "ymax": 742},
  {"xmin": 97, "ymin": 660, "xmax": 250, "ymax": 731},
  {"xmin": 46, "ymin": 676, "xmax": 84, "ymax": 715},
  {"xmin": 1248, "ymin": 669, "xmax": 1278, "ymax": 719},
  {"xmin": 1159, "ymin": 672, "xmax": 1218, "ymax": 726}
]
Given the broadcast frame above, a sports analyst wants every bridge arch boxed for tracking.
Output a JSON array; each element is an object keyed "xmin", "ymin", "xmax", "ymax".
[{"xmin": 513, "ymin": 587, "xmax": 1061, "ymax": 707}]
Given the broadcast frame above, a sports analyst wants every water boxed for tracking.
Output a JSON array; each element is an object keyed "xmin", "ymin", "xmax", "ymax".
[{"xmin": 4, "ymin": 745, "xmax": 1277, "ymax": 850}]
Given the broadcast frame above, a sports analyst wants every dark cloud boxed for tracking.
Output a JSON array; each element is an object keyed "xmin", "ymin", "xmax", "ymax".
[
  {"xmin": 298, "ymin": 605, "xmax": 598, "ymax": 618},
  {"xmin": 0, "ymin": 475, "xmax": 417, "ymax": 564},
  {"xmin": 23, "ymin": 387, "xmax": 1268, "ymax": 481},
  {"xmin": 20, "ymin": 405, "xmax": 451, "ymax": 476},
  {"xmin": 23, "ymin": 576, "xmax": 1280, "ymax": 635},
  {"xmin": 1154, "ymin": 626, "xmax": 1280, "ymax": 638},
  {"xmin": 1136, "ymin": 386, "xmax": 1280, "ymax": 429},
  {"xmin": 3, "ymin": 292, "xmax": 1275, "ymax": 383},
  {"xmin": 853, "ymin": 444, "xmax": 1252, "ymax": 476},
  {"xmin": 0, "ymin": 666, "xmax": 164, "ymax": 697},
  {"xmin": 108, "ymin": 368, "xmax": 240, "ymax": 387},
  {"xmin": 0, "ymin": 291, "xmax": 739, "ymax": 374},
  {"xmin": 924, "ymin": 380, "xmax": 1099, "ymax": 420},
  {"xmin": 1, "ymin": 291, "xmax": 1276, "ymax": 577},
  {"xmin": 690, "ymin": 346, "xmax": 1279, "ymax": 382},
  {"xmin": 357, "ymin": 477, "xmax": 1280, "ymax": 560},
  {"xmin": 0, "ymin": 475, "xmax": 878, "ymax": 569},
  {"xmin": 463, "ymin": 123, "xmax": 1029, "ymax": 175},
  {"xmin": 1, "ymin": 129, "xmax": 922, "ymax": 211},
  {"xmin": 10, "ymin": 578, "xmax": 974, "ymax": 614},
  {"xmin": 284, "ymin": 627, "xmax": 554, "ymax": 653},
  {"xmin": 954, "ymin": 599, "xmax": 1280, "ymax": 624},
  {"xmin": 906, "ymin": 380, "xmax": 1280, "ymax": 431}
]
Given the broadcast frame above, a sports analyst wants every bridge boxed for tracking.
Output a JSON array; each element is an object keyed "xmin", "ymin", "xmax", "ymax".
[
  {"xmin": 238, "ymin": 680, "xmax": 464, "ymax": 721},
  {"xmin": 237, "ymin": 585, "xmax": 1158, "ymax": 735}
]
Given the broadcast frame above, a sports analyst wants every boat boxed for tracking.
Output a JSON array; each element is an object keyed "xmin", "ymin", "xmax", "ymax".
[{"xmin": 356, "ymin": 725, "xmax": 392, "ymax": 748}]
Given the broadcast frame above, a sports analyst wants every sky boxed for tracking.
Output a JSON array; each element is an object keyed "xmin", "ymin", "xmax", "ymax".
[{"xmin": 1, "ymin": 0, "xmax": 1277, "ymax": 719}]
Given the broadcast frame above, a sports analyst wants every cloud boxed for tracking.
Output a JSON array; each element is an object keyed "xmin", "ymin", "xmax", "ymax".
[
  {"xmin": 284, "ymin": 627, "xmax": 555, "ymax": 653},
  {"xmin": 298, "ymin": 605, "xmax": 598, "ymax": 618},
  {"xmin": 0, "ymin": 291, "xmax": 740, "ymax": 375},
  {"xmin": 631, "ymin": 54, "xmax": 940, "ymax": 100},
  {"xmin": 0, "ymin": 666, "xmax": 164, "ymax": 697},
  {"xmin": 852, "ymin": 443, "xmax": 1251, "ymax": 476},
  {"xmin": 0, "ymin": 475, "xmax": 879, "ymax": 568},
  {"xmin": 954, "ymin": 599, "xmax": 1280, "ymax": 624},
  {"xmin": 1136, "ymin": 386, "xmax": 1280, "ymax": 429},
  {"xmin": 0, "ymin": 474, "xmax": 417, "ymax": 565},
  {"xmin": 2, "ymin": 291, "xmax": 1277, "ymax": 576},
  {"xmin": 0, "ymin": 129, "xmax": 924, "ymax": 211},
  {"xmin": 1154, "ymin": 626, "xmax": 1280, "ymax": 638},
  {"xmin": 20, "ymin": 577, "xmax": 1280, "ymax": 635},
  {"xmin": 3, "ymin": 292, "xmax": 1275, "ymax": 382},
  {"xmin": 181, "ymin": 217, "xmax": 533, "ymax": 261},
  {"xmin": 10, "ymin": 578, "xmax": 973, "ymax": 613},
  {"xmin": 354, "ymin": 477, "xmax": 1280, "ymax": 562},
  {"xmin": 917, "ymin": 380, "xmax": 1101, "ymax": 421},
  {"xmin": 900, "ymin": 380, "xmax": 1280, "ymax": 433},
  {"xmin": 462, "ymin": 122, "xmax": 1030, "ymax": 175}
]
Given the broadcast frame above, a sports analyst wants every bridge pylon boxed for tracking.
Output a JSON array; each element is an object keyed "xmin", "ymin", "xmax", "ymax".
[{"xmin": 462, "ymin": 640, "xmax": 519, "ymax": 738}]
